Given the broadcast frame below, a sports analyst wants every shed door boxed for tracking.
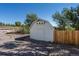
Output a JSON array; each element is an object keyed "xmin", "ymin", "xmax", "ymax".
[
  {"xmin": 36, "ymin": 24, "xmax": 53, "ymax": 42},
  {"xmin": 36, "ymin": 25, "xmax": 44, "ymax": 41}
]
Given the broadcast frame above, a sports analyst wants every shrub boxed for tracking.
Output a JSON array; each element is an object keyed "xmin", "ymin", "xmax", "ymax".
[
  {"xmin": 17, "ymin": 25, "xmax": 30, "ymax": 34},
  {"xmin": 65, "ymin": 26, "xmax": 75, "ymax": 31},
  {"xmin": 20, "ymin": 26, "xmax": 29, "ymax": 34}
]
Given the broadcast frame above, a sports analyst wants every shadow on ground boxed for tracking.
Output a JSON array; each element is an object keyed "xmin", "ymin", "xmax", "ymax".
[{"xmin": 0, "ymin": 36, "xmax": 79, "ymax": 56}]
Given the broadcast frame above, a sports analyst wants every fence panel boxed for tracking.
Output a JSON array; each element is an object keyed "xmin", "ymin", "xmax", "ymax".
[{"xmin": 54, "ymin": 30, "xmax": 79, "ymax": 46}]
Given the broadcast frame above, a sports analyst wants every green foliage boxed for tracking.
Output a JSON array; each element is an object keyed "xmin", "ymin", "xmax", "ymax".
[
  {"xmin": 24, "ymin": 13, "xmax": 38, "ymax": 26},
  {"xmin": 19, "ymin": 25, "xmax": 29, "ymax": 34},
  {"xmin": 15, "ymin": 21, "xmax": 21, "ymax": 26},
  {"xmin": 21, "ymin": 27, "xmax": 29, "ymax": 34},
  {"xmin": 65, "ymin": 25, "xmax": 75, "ymax": 31},
  {"xmin": 19, "ymin": 13, "xmax": 38, "ymax": 34},
  {"xmin": 0, "ymin": 22, "xmax": 5, "ymax": 26},
  {"xmin": 52, "ymin": 5, "xmax": 79, "ymax": 30},
  {"xmin": 53, "ymin": 12, "xmax": 66, "ymax": 30}
]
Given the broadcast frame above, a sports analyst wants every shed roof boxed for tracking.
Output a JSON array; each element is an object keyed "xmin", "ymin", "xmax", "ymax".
[{"xmin": 30, "ymin": 19, "xmax": 54, "ymax": 29}]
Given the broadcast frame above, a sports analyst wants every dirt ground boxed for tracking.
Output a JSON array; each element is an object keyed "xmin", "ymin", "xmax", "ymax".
[
  {"xmin": 0, "ymin": 30, "xmax": 79, "ymax": 56},
  {"xmin": 0, "ymin": 30, "xmax": 27, "ymax": 44}
]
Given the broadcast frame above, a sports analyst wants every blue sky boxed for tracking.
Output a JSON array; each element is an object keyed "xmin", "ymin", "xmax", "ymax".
[{"xmin": 0, "ymin": 3, "xmax": 79, "ymax": 26}]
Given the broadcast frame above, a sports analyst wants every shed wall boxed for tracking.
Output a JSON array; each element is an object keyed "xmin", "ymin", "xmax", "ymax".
[{"xmin": 30, "ymin": 22, "xmax": 54, "ymax": 42}]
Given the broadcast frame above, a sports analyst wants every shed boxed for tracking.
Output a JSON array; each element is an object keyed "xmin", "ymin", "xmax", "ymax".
[{"xmin": 30, "ymin": 19, "xmax": 54, "ymax": 42}]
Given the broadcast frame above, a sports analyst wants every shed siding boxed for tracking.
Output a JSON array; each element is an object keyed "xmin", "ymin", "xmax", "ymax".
[{"xmin": 30, "ymin": 22, "xmax": 54, "ymax": 42}]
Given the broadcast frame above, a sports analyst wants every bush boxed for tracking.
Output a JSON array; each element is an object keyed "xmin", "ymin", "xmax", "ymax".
[
  {"xmin": 15, "ymin": 21, "xmax": 21, "ymax": 26},
  {"xmin": 65, "ymin": 26, "xmax": 75, "ymax": 31},
  {"xmin": 20, "ymin": 27, "xmax": 29, "ymax": 34},
  {"xmin": 17, "ymin": 25, "xmax": 30, "ymax": 34}
]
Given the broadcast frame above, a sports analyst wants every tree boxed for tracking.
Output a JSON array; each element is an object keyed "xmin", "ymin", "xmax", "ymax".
[
  {"xmin": 15, "ymin": 21, "xmax": 21, "ymax": 26},
  {"xmin": 53, "ymin": 12, "xmax": 67, "ymax": 30},
  {"xmin": 0, "ymin": 22, "xmax": 5, "ymax": 26},
  {"xmin": 24, "ymin": 13, "xmax": 38, "ymax": 26},
  {"xmin": 21, "ymin": 13, "xmax": 38, "ymax": 34},
  {"xmin": 52, "ymin": 5, "xmax": 79, "ymax": 30}
]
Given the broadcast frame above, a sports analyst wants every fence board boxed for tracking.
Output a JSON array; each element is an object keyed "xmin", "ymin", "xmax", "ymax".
[{"xmin": 54, "ymin": 30, "xmax": 79, "ymax": 46}]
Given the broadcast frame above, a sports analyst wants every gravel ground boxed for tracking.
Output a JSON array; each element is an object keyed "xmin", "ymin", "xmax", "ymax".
[
  {"xmin": 0, "ymin": 36, "xmax": 79, "ymax": 56},
  {"xmin": 0, "ymin": 30, "xmax": 79, "ymax": 56},
  {"xmin": 0, "ymin": 30, "xmax": 27, "ymax": 44}
]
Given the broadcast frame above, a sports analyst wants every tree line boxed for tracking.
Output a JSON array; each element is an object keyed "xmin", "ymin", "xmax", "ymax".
[{"xmin": 0, "ymin": 13, "xmax": 37, "ymax": 27}]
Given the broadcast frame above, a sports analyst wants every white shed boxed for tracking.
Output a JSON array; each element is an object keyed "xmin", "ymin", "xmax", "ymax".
[{"xmin": 30, "ymin": 19, "xmax": 54, "ymax": 42}]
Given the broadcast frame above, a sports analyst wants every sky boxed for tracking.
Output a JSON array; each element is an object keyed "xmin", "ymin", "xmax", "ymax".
[{"xmin": 0, "ymin": 3, "xmax": 79, "ymax": 26}]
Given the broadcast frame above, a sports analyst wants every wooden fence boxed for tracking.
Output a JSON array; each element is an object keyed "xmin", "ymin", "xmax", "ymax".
[{"xmin": 54, "ymin": 30, "xmax": 79, "ymax": 46}]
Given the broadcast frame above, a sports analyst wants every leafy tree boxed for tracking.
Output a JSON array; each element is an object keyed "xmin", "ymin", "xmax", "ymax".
[
  {"xmin": 15, "ymin": 21, "xmax": 21, "ymax": 26},
  {"xmin": 21, "ymin": 13, "xmax": 38, "ymax": 34},
  {"xmin": 52, "ymin": 5, "xmax": 79, "ymax": 30},
  {"xmin": 24, "ymin": 13, "xmax": 38, "ymax": 26},
  {"xmin": 53, "ymin": 12, "xmax": 67, "ymax": 30}
]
